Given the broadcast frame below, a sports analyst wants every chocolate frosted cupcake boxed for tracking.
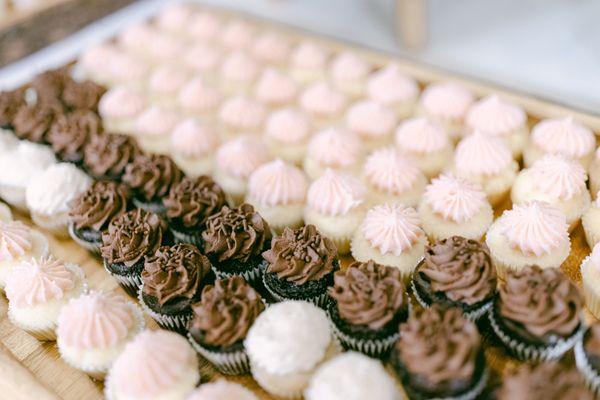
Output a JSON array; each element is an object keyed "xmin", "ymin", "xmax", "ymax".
[
  {"xmin": 68, "ymin": 181, "xmax": 129, "ymax": 253},
  {"xmin": 328, "ymin": 260, "xmax": 408, "ymax": 357},
  {"xmin": 411, "ymin": 236, "xmax": 497, "ymax": 320},
  {"xmin": 61, "ymin": 79, "xmax": 106, "ymax": 112},
  {"xmin": 202, "ymin": 203, "xmax": 272, "ymax": 284},
  {"xmin": 262, "ymin": 225, "xmax": 337, "ymax": 307},
  {"xmin": 0, "ymin": 88, "xmax": 26, "ymax": 128},
  {"xmin": 489, "ymin": 265, "xmax": 583, "ymax": 361},
  {"xmin": 139, "ymin": 243, "xmax": 211, "ymax": 332},
  {"xmin": 48, "ymin": 110, "xmax": 102, "ymax": 164},
  {"xmin": 391, "ymin": 305, "xmax": 487, "ymax": 400},
  {"xmin": 83, "ymin": 133, "xmax": 140, "ymax": 181},
  {"xmin": 122, "ymin": 153, "xmax": 183, "ymax": 215},
  {"xmin": 100, "ymin": 208, "xmax": 163, "ymax": 296},
  {"xmin": 188, "ymin": 277, "xmax": 265, "ymax": 375},
  {"xmin": 12, "ymin": 102, "xmax": 61, "ymax": 143},
  {"xmin": 575, "ymin": 322, "xmax": 600, "ymax": 397},
  {"xmin": 29, "ymin": 68, "xmax": 69, "ymax": 104},
  {"xmin": 163, "ymin": 176, "xmax": 227, "ymax": 246}
]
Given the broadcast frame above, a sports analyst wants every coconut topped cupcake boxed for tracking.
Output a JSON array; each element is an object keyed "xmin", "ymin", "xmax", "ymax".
[
  {"xmin": 345, "ymin": 100, "xmax": 395, "ymax": 149},
  {"xmin": 255, "ymin": 68, "xmax": 298, "ymax": 107},
  {"xmin": 466, "ymin": 95, "xmax": 526, "ymax": 137},
  {"xmin": 366, "ymin": 64, "xmax": 418, "ymax": 117},
  {"xmin": 304, "ymin": 127, "xmax": 362, "ymax": 179},
  {"xmin": 252, "ymin": 32, "xmax": 291, "ymax": 65}
]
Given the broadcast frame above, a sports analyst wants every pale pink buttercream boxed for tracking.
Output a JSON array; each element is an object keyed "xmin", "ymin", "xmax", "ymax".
[
  {"xmin": 171, "ymin": 119, "xmax": 219, "ymax": 158},
  {"xmin": 291, "ymin": 41, "xmax": 329, "ymax": 69},
  {"xmin": 307, "ymin": 169, "xmax": 365, "ymax": 216},
  {"xmin": 79, "ymin": 43, "xmax": 120, "ymax": 73},
  {"xmin": 178, "ymin": 77, "xmax": 221, "ymax": 113},
  {"xmin": 265, "ymin": 109, "xmax": 312, "ymax": 144},
  {"xmin": 0, "ymin": 221, "xmax": 32, "ymax": 262},
  {"xmin": 363, "ymin": 148, "xmax": 422, "ymax": 195},
  {"xmin": 247, "ymin": 159, "xmax": 308, "ymax": 206},
  {"xmin": 134, "ymin": 106, "xmax": 180, "ymax": 137},
  {"xmin": 252, "ymin": 32, "xmax": 291, "ymax": 64},
  {"xmin": 107, "ymin": 53, "xmax": 148, "ymax": 82},
  {"xmin": 187, "ymin": 380, "xmax": 258, "ymax": 400},
  {"xmin": 148, "ymin": 64, "xmax": 188, "ymax": 95},
  {"xmin": 454, "ymin": 131, "xmax": 512, "ymax": 176},
  {"xmin": 531, "ymin": 117, "xmax": 595, "ymax": 159},
  {"xmin": 346, "ymin": 100, "xmax": 395, "ymax": 138},
  {"xmin": 330, "ymin": 52, "xmax": 370, "ymax": 83},
  {"xmin": 146, "ymin": 33, "xmax": 186, "ymax": 60},
  {"xmin": 188, "ymin": 11, "xmax": 222, "ymax": 40},
  {"xmin": 307, "ymin": 127, "xmax": 361, "ymax": 168},
  {"xmin": 299, "ymin": 81, "xmax": 347, "ymax": 117},
  {"xmin": 591, "ymin": 243, "xmax": 600, "ymax": 271},
  {"xmin": 367, "ymin": 64, "xmax": 418, "ymax": 106},
  {"xmin": 6, "ymin": 257, "xmax": 76, "ymax": 307},
  {"xmin": 221, "ymin": 51, "xmax": 261, "ymax": 83},
  {"xmin": 117, "ymin": 22, "xmax": 157, "ymax": 51},
  {"xmin": 99, "ymin": 86, "xmax": 146, "ymax": 119},
  {"xmin": 499, "ymin": 201, "xmax": 569, "ymax": 256},
  {"xmin": 155, "ymin": 3, "xmax": 194, "ymax": 32},
  {"xmin": 216, "ymin": 136, "xmax": 270, "ymax": 179},
  {"xmin": 530, "ymin": 154, "xmax": 587, "ymax": 200},
  {"xmin": 57, "ymin": 292, "xmax": 135, "ymax": 350},
  {"xmin": 424, "ymin": 174, "xmax": 487, "ymax": 223},
  {"xmin": 255, "ymin": 69, "xmax": 299, "ymax": 106},
  {"xmin": 220, "ymin": 20, "xmax": 255, "ymax": 49},
  {"xmin": 184, "ymin": 43, "xmax": 222, "ymax": 72},
  {"xmin": 361, "ymin": 203, "xmax": 424, "ymax": 256},
  {"xmin": 466, "ymin": 95, "xmax": 526, "ymax": 136},
  {"xmin": 395, "ymin": 117, "xmax": 450, "ymax": 154},
  {"xmin": 219, "ymin": 96, "xmax": 266, "ymax": 130},
  {"xmin": 420, "ymin": 82, "xmax": 474, "ymax": 120}
]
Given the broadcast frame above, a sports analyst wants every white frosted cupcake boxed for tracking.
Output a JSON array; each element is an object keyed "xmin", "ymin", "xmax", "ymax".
[
  {"xmin": 187, "ymin": 11, "xmax": 222, "ymax": 42},
  {"xmin": 329, "ymin": 52, "xmax": 371, "ymax": 98},
  {"xmin": 303, "ymin": 127, "xmax": 363, "ymax": 180},
  {"xmin": 264, "ymin": 108, "xmax": 313, "ymax": 165},
  {"xmin": 345, "ymin": 100, "xmax": 396, "ymax": 151},
  {"xmin": 182, "ymin": 43, "xmax": 222, "ymax": 83},
  {"xmin": 154, "ymin": 3, "xmax": 194, "ymax": 36},
  {"xmin": 170, "ymin": 118, "xmax": 219, "ymax": 178},
  {"xmin": 147, "ymin": 63, "xmax": 189, "ymax": 107},
  {"xmin": 0, "ymin": 129, "xmax": 19, "ymax": 154},
  {"xmin": 98, "ymin": 86, "xmax": 146, "ymax": 135},
  {"xmin": 134, "ymin": 105, "xmax": 180, "ymax": 155},
  {"xmin": 105, "ymin": 330, "xmax": 199, "ymax": 400},
  {"xmin": 418, "ymin": 82, "xmax": 474, "ymax": 140},
  {"xmin": 57, "ymin": 292, "xmax": 144, "ymax": 379},
  {"xmin": 583, "ymin": 195, "xmax": 600, "ymax": 249},
  {"xmin": 351, "ymin": 203, "xmax": 428, "ymax": 281},
  {"xmin": 418, "ymin": 173, "xmax": 493, "ymax": 242},
  {"xmin": 581, "ymin": 244, "xmax": 600, "ymax": 319},
  {"xmin": 252, "ymin": 32, "xmax": 292, "ymax": 67},
  {"xmin": 394, "ymin": 117, "xmax": 453, "ymax": 178},
  {"xmin": 304, "ymin": 169, "xmax": 366, "ymax": 254},
  {"xmin": 451, "ymin": 131, "xmax": 519, "ymax": 205},
  {"xmin": 254, "ymin": 68, "xmax": 299, "ymax": 109},
  {"xmin": 213, "ymin": 136, "xmax": 271, "ymax": 205},
  {"xmin": 511, "ymin": 154, "xmax": 590, "ymax": 230},
  {"xmin": 218, "ymin": 95, "xmax": 266, "ymax": 140},
  {"xmin": 590, "ymin": 148, "xmax": 600, "ymax": 199},
  {"xmin": 25, "ymin": 163, "xmax": 92, "ymax": 237},
  {"xmin": 486, "ymin": 201, "xmax": 571, "ymax": 279},
  {"xmin": 465, "ymin": 95, "xmax": 528, "ymax": 158},
  {"xmin": 289, "ymin": 41, "xmax": 329, "ymax": 84},
  {"xmin": 220, "ymin": 51, "xmax": 261, "ymax": 95},
  {"xmin": 362, "ymin": 147, "xmax": 426, "ymax": 207},
  {"xmin": 366, "ymin": 64, "xmax": 419, "ymax": 119},
  {"xmin": 219, "ymin": 20, "xmax": 256, "ymax": 50},
  {"xmin": 177, "ymin": 77, "xmax": 222, "ymax": 120},
  {"xmin": 524, "ymin": 117, "xmax": 595, "ymax": 169},
  {"xmin": 6, "ymin": 256, "xmax": 85, "ymax": 340},
  {"xmin": 245, "ymin": 301, "xmax": 338, "ymax": 399},
  {"xmin": 299, "ymin": 81, "xmax": 348, "ymax": 129},
  {"xmin": 187, "ymin": 380, "xmax": 258, "ymax": 400}
]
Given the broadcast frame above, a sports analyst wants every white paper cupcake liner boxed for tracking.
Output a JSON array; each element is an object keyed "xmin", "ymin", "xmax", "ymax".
[
  {"xmin": 212, "ymin": 263, "xmax": 263, "ymax": 285},
  {"xmin": 187, "ymin": 332, "xmax": 250, "ymax": 375},
  {"xmin": 328, "ymin": 316, "xmax": 401, "ymax": 357},
  {"xmin": 68, "ymin": 223, "xmax": 101, "ymax": 255},
  {"xmin": 575, "ymin": 338, "xmax": 600, "ymax": 397},
  {"xmin": 170, "ymin": 227, "xmax": 203, "ymax": 247},
  {"xmin": 138, "ymin": 285, "xmax": 192, "ymax": 333},
  {"xmin": 262, "ymin": 273, "xmax": 329, "ymax": 308},
  {"xmin": 103, "ymin": 260, "xmax": 142, "ymax": 298}
]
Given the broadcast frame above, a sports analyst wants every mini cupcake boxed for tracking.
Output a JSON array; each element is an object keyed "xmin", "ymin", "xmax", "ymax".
[
  {"xmin": 202, "ymin": 203, "xmax": 272, "ymax": 283},
  {"xmin": 511, "ymin": 154, "xmax": 590, "ymax": 230},
  {"xmin": 217, "ymin": 95, "xmax": 266, "ymax": 139},
  {"xmin": 5, "ymin": 256, "xmax": 85, "ymax": 340},
  {"xmin": 264, "ymin": 108, "xmax": 313, "ymax": 165},
  {"xmin": 12, "ymin": 101, "xmax": 61, "ymax": 143},
  {"xmin": 289, "ymin": 41, "xmax": 329, "ymax": 84},
  {"xmin": 395, "ymin": 117, "xmax": 453, "ymax": 178},
  {"xmin": 576, "ymin": 323, "xmax": 600, "ymax": 397},
  {"xmin": 83, "ymin": 133, "xmax": 141, "ymax": 181},
  {"xmin": 581, "ymin": 244, "xmax": 600, "ymax": 318},
  {"xmin": 213, "ymin": 136, "xmax": 271, "ymax": 205},
  {"xmin": 220, "ymin": 51, "xmax": 261, "ymax": 95},
  {"xmin": 304, "ymin": 169, "xmax": 367, "ymax": 254},
  {"xmin": 47, "ymin": 110, "xmax": 102, "ymax": 164},
  {"xmin": 116, "ymin": 21, "xmax": 158, "ymax": 58},
  {"xmin": 170, "ymin": 118, "xmax": 220, "ymax": 177},
  {"xmin": 418, "ymin": 82, "xmax": 474, "ymax": 140},
  {"xmin": 245, "ymin": 301, "xmax": 339, "ymax": 398},
  {"xmin": 262, "ymin": 224, "xmax": 338, "ymax": 306},
  {"xmin": 303, "ymin": 127, "xmax": 363, "ymax": 180},
  {"xmin": 452, "ymin": 130, "xmax": 519, "ymax": 205},
  {"xmin": 101, "ymin": 209, "xmax": 163, "ymax": 297},
  {"xmin": 56, "ymin": 291, "xmax": 144, "ymax": 379},
  {"xmin": 76, "ymin": 43, "xmax": 121, "ymax": 85},
  {"xmin": 98, "ymin": 86, "xmax": 146, "ymax": 135},
  {"xmin": 525, "ymin": 117, "xmax": 595, "ymax": 169},
  {"xmin": 61, "ymin": 79, "xmax": 106, "ymax": 112},
  {"xmin": 486, "ymin": 201, "xmax": 570, "ymax": 279},
  {"xmin": 0, "ymin": 88, "xmax": 25, "ymax": 129},
  {"xmin": 154, "ymin": 3, "xmax": 194, "ymax": 35},
  {"xmin": 183, "ymin": 44, "xmax": 223, "ymax": 83},
  {"xmin": 391, "ymin": 305, "xmax": 487, "ymax": 400},
  {"xmin": 345, "ymin": 100, "xmax": 396, "ymax": 151},
  {"xmin": 147, "ymin": 63, "xmax": 189, "ymax": 107},
  {"xmin": 591, "ymin": 149, "xmax": 600, "ymax": 199},
  {"xmin": 163, "ymin": 176, "xmax": 227, "ymax": 246},
  {"xmin": 362, "ymin": 147, "xmax": 427, "ymax": 207},
  {"xmin": 219, "ymin": 20, "xmax": 256, "ymax": 50},
  {"xmin": 105, "ymin": 330, "xmax": 199, "ymax": 400},
  {"xmin": 254, "ymin": 68, "xmax": 299, "ymax": 109},
  {"xmin": 328, "ymin": 260, "xmax": 407, "ymax": 357},
  {"xmin": 188, "ymin": 277, "xmax": 265, "ymax": 375},
  {"xmin": 105, "ymin": 52, "xmax": 150, "ymax": 88},
  {"xmin": 177, "ymin": 76, "xmax": 222, "ymax": 119},
  {"xmin": 465, "ymin": 94, "xmax": 528, "ymax": 158},
  {"xmin": 140, "ymin": 244, "xmax": 211, "ymax": 332},
  {"xmin": 583, "ymin": 196, "xmax": 600, "ymax": 248},
  {"xmin": 299, "ymin": 81, "xmax": 347, "ymax": 129},
  {"xmin": 187, "ymin": 11, "xmax": 222, "ymax": 42},
  {"xmin": 245, "ymin": 159, "xmax": 308, "ymax": 232},
  {"xmin": 489, "ymin": 265, "xmax": 583, "ymax": 361},
  {"xmin": 411, "ymin": 236, "xmax": 497, "ymax": 320},
  {"xmin": 122, "ymin": 153, "xmax": 183, "ymax": 214},
  {"xmin": 329, "ymin": 52, "xmax": 371, "ymax": 98},
  {"xmin": 418, "ymin": 174, "xmax": 493, "ymax": 241},
  {"xmin": 187, "ymin": 380, "xmax": 258, "ymax": 400},
  {"xmin": 251, "ymin": 32, "xmax": 292, "ymax": 67},
  {"xmin": 139, "ymin": 32, "xmax": 186, "ymax": 65},
  {"xmin": 133, "ymin": 105, "xmax": 180, "ymax": 155},
  {"xmin": 366, "ymin": 63, "xmax": 419, "ymax": 119},
  {"xmin": 305, "ymin": 352, "xmax": 400, "ymax": 400}
]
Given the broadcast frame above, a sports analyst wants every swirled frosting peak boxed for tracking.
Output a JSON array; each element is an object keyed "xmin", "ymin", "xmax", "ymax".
[
  {"xmin": 171, "ymin": 118, "xmax": 219, "ymax": 158},
  {"xmin": 265, "ymin": 108, "xmax": 311, "ymax": 144},
  {"xmin": 123, "ymin": 154, "xmax": 183, "ymax": 201},
  {"xmin": 163, "ymin": 176, "xmax": 226, "ymax": 228},
  {"xmin": 420, "ymin": 82, "xmax": 474, "ymax": 119},
  {"xmin": 395, "ymin": 117, "xmax": 450, "ymax": 154},
  {"xmin": 330, "ymin": 52, "xmax": 370, "ymax": 82},
  {"xmin": 530, "ymin": 154, "xmax": 587, "ymax": 200},
  {"xmin": 0, "ymin": 221, "xmax": 32, "ymax": 261},
  {"xmin": 48, "ymin": 110, "xmax": 102, "ymax": 162},
  {"xmin": 83, "ymin": 133, "xmax": 140, "ymax": 180},
  {"xmin": 466, "ymin": 94, "xmax": 526, "ymax": 135},
  {"xmin": 363, "ymin": 148, "xmax": 422, "ymax": 195},
  {"xmin": 367, "ymin": 64, "xmax": 418, "ymax": 105},
  {"xmin": 424, "ymin": 174, "xmax": 487, "ymax": 223},
  {"xmin": 216, "ymin": 136, "xmax": 270, "ymax": 179},
  {"xmin": 346, "ymin": 100, "xmax": 395, "ymax": 138},
  {"xmin": 252, "ymin": 32, "xmax": 291, "ymax": 64},
  {"xmin": 291, "ymin": 41, "xmax": 329, "ymax": 69},
  {"xmin": 178, "ymin": 77, "xmax": 221, "ymax": 112},
  {"xmin": 221, "ymin": 51, "xmax": 260, "ymax": 82},
  {"xmin": 255, "ymin": 68, "xmax": 298, "ymax": 105},
  {"xmin": 306, "ymin": 169, "xmax": 365, "ymax": 216},
  {"xmin": 247, "ymin": 159, "xmax": 308, "ymax": 206},
  {"xmin": 307, "ymin": 127, "xmax": 362, "ymax": 168},
  {"xmin": 300, "ymin": 81, "xmax": 347, "ymax": 117},
  {"xmin": 134, "ymin": 105, "xmax": 179, "ymax": 137},
  {"xmin": 455, "ymin": 131, "xmax": 513, "ymax": 176},
  {"xmin": 98, "ymin": 86, "xmax": 146, "ymax": 119},
  {"xmin": 68, "ymin": 181, "xmax": 129, "ymax": 231},
  {"xmin": 218, "ymin": 95, "xmax": 266, "ymax": 130},
  {"xmin": 531, "ymin": 117, "xmax": 595, "ymax": 159}
]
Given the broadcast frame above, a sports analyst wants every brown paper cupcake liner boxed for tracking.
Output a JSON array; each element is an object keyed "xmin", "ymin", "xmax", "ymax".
[
  {"xmin": 574, "ymin": 339, "xmax": 600, "ymax": 397},
  {"xmin": 68, "ymin": 223, "xmax": 100, "ymax": 255},
  {"xmin": 103, "ymin": 260, "xmax": 142, "ymax": 298},
  {"xmin": 261, "ymin": 273, "xmax": 329, "ymax": 309},
  {"xmin": 187, "ymin": 332, "xmax": 250, "ymax": 375},
  {"xmin": 138, "ymin": 285, "xmax": 192, "ymax": 333}
]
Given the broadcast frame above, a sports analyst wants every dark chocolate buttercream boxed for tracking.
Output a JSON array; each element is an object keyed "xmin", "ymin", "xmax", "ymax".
[
  {"xmin": 61, "ymin": 80, "xmax": 106, "ymax": 111},
  {"xmin": 12, "ymin": 103, "xmax": 61, "ymax": 143},
  {"xmin": 0, "ymin": 89, "xmax": 25, "ymax": 127},
  {"xmin": 83, "ymin": 133, "xmax": 140, "ymax": 180},
  {"xmin": 48, "ymin": 110, "xmax": 102, "ymax": 162},
  {"xmin": 69, "ymin": 181, "xmax": 129, "ymax": 231},
  {"xmin": 123, "ymin": 154, "xmax": 183, "ymax": 202}
]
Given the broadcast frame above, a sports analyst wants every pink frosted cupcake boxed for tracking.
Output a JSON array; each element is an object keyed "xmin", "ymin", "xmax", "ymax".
[
  {"xmin": 134, "ymin": 105, "xmax": 180, "ymax": 155},
  {"xmin": 252, "ymin": 32, "xmax": 292, "ymax": 67},
  {"xmin": 289, "ymin": 41, "xmax": 330, "ymax": 84},
  {"xmin": 105, "ymin": 330, "xmax": 199, "ymax": 400},
  {"xmin": 187, "ymin": 380, "xmax": 258, "ymax": 400},
  {"xmin": 218, "ymin": 95, "xmax": 266, "ymax": 139},
  {"xmin": 99, "ymin": 86, "xmax": 146, "ymax": 135},
  {"xmin": 581, "ymin": 244, "xmax": 600, "ymax": 318},
  {"xmin": 220, "ymin": 51, "xmax": 261, "ymax": 95},
  {"xmin": 512, "ymin": 154, "xmax": 590, "ymax": 230},
  {"xmin": 418, "ymin": 82, "xmax": 474, "ymax": 140},
  {"xmin": 362, "ymin": 147, "xmax": 426, "ymax": 207},
  {"xmin": 178, "ymin": 77, "xmax": 222, "ymax": 120},
  {"xmin": 143, "ymin": 32, "xmax": 186, "ymax": 64},
  {"xmin": 329, "ymin": 52, "xmax": 371, "ymax": 98},
  {"xmin": 220, "ymin": 20, "xmax": 256, "ymax": 50},
  {"xmin": 395, "ymin": 117, "xmax": 453, "ymax": 178},
  {"xmin": 304, "ymin": 169, "xmax": 367, "ymax": 253},
  {"xmin": 466, "ymin": 95, "xmax": 528, "ymax": 158},
  {"xmin": 351, "ymin": 203, "xmax": 428, "ymax": 281},
  {"xmin": 183, "ymin": 43, "xmax": 222, "ymax": 83},
  {"xmin": 254, "ymin": 68, "xmax": 299, "ymax": 109},
  {"xmin": 583, "ymin": 196, "xmax": 600, "ymax": 249},
  {"xmin": 345, "ymin": 100, "xmax": 396, "ymax": 150},
  {"xmin": 154, "ymin": 3, "xmax": 194, "ymax": 36},
  {"xmin": 451, "ymin": 131, "xmax": 519, "ymax": 205},
  {"xmin": 486, "ymin": 201, "xmax": 571, "ymax": 279},
  {"xmin": 213, "ymin": 136, "xmax": 271, "ymax": 204},
  {"xmin": 525, "ymin": 117, "xmax": 595, "ymax": 169},
  {"xmin": 57, "ymin": 291, "xmax": 144, "ymax": 379},
  {"xmin": 303, "ymin": 127, "xmax": 363, "ymax": 180},
  {"xmin": 367, "ymin": 64, "xmax": 419, "ymax": 119},
  {"xmin": 590, "ymin": 149, "xmax": 600, "ymax": 200},
  {"xmin": 299, "ymin": 81, "xmax": 348, "ymax": 129},
  {"xmin": 106, "ymin": 51, "xmax": 149, "ymax": 88},
  {"xmin": 418, "ymin": 174, "xmax": 493, "ymax": 242},
  {"xmin": 246, "ymin": 159, "xmax": 308, "ymax": 232},
  {"xmin": 265, "ymin": 108, "xmax": 313, "ymax": 165},
  {"xmin": 147, "ymin": 63, "xmax": 190, "ymax": 107},
  {"xmin": 187, "ymin": 11, "xmax": 222, "ymax": 41},
  {"xmin": 116, "ymin": 22, "xmax": 157, "ymax": 55},
  {"xmin": 77, "ymin": 43, "xmax": 122, "ymax": 85},
  {"xmin": 170, "ymin": 118, "xmax": 220, "ymax": 177}
]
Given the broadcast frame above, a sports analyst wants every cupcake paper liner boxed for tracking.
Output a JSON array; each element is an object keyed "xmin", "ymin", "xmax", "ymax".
[
  {"xmin": 138, "ymin": 285, "xmax": 192, "ymax": 334},
  {"xmin": 582, "ymin": 215, "xmax": 600, "ymax": 249},
  {"xmin": 261, "ymin": 273, "xmax": 329, "ymax": 309},
  {"xmin": 187, "ymin": 332, "xmax": 250, "ymax": 375},
  {"xmin": 211, "ymin": 263, "xmax": 263, "ymax": 285},
  {"xmin": 103, "ymin": 260, "xmax": 142, "ymax": 298},
  {"xmin": 421, "ymin": 367, "xmax": 489, "ymax": 400},
  {"xmin": 328, "ymin": 316, "xmax": 400, "ymax": 358},
  {"xmin": 132, "ymin": 197, "xmax": 166, "ymax": 217},
  {"xmin": 170, "ymin": 226, "xmax": 203, "ymax": 247},
  {"xmin": 574, "ymin": 338, "xmax": 600, "ymax": 397},
  {"xmin": 68, "ymin": 223, "xmax": 101, "ymax": 255},
  {"xmin": 580, "ymin": 255, "xmax": 600, "ymax": 319}
]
